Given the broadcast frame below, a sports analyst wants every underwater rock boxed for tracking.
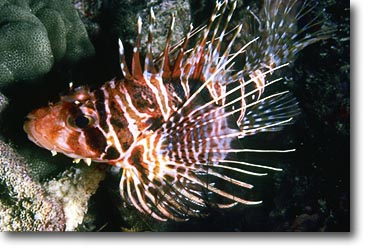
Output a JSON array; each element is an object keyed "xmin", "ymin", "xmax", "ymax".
[
  {"xmin": 44, "ymin": 165, "xmax": 106, "ymax": 231},
  {"xmin": 0, "ymin": 140, "xmax": 65, "ymax": 231},
  {"xmin": 0, "ymin": 92, "xmax": 7, "ymax": 114},
  {"xmin": 0, "ymin": 140, "xmax": 106, "ymax": 231},
  {"xmin": 138, "ymin": 0, "xmax": 191, "ymax": 55},
  {"xmin": 109, "ymin": 0, "xmax": 191, "ymax": 52},
  {"xmin": 0, "ymin": 0, "xmax": 95, "ymax": 86},
  {"xmin": 291, "ymin": 213, "xmax": 322, "ymax": 232}
]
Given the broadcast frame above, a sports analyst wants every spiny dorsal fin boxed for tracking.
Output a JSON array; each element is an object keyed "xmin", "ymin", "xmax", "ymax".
[
  {"xmin": 118, "ymin": 39, "xmax": 132, "ymax": 79},
  {"xmin": 144, "ymin": 8, "xmax": 157, "ymax": 75},
  {"xmin": 132, "ymin": 16, "xmax": 144, "ymax": 81},
  {"xmin": 161, "ymin": 14, "xmax": 175, "ymax": 79}
]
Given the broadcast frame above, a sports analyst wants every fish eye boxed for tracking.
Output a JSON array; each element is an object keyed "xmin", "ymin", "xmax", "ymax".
[
  {"xmin": 75, "ymin": 115, "xmax": 91, "ymax": 128},
  {"xmin": 67, "ymin": 115, "xmax": 95, "ymax": 129}
]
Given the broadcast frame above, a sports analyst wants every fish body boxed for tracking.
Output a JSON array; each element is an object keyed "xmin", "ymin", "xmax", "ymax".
[{"xmin": 24, "ymin": 0, "xmax": 330, "ymax": 221}]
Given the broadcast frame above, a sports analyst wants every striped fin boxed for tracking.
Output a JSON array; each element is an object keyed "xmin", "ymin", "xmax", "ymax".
[
  {"xmin": 118, "ymin": 107, "xmax": 257, "ymax": 221},
  {"xmin": 117, "ymin": 57, "xmax": 300, "ymax": 220},
  {"xmin": 178, "ymin": 1, "xmax": 241, "ymax": 106},
  {"xmin": 115, "ymin": 0, "xmax": 326, "ymax": 221},
  {"xmin": 244, "ymin": 0, "xmax": 334, "ymax": 73},
  {"xmin": 238, "ymin": 91, "xmax": 300, "ymax": 136},
  {"xmin": 118, "ymin": 89, "xmax": 299, "ymax": 221},
  {"xmin": 237, "ymin": 0, "xmax": 335, "ymax": 105},
  {"xmin": 118, "ymin": 10, "xmax": 181, "ymax": 122},
  {"xmin": 114, "ymin": 13, "xmax": 180, "ymax": 135}
]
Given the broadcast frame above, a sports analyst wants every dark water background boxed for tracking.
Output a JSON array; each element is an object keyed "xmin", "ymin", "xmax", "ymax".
[{"xmin": 0, "ymin": 0, "xmax": 349, "ymax": 232}]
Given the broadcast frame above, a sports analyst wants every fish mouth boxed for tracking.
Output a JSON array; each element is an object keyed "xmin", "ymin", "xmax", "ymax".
[
  {"xmin": 23, "ymin": 103, "xmax": 67, "ymax": 152},
  {"xmin": 23, "ymin": 114, "xmax": 55, "ymax": 151},
  {"xmin": 24, "ymin": 116, "xmax": 74, "ymax": 158}
]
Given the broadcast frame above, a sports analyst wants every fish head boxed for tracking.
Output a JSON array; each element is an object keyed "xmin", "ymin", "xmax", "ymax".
[{"xmin": 24, "ymin": 86, "xmax": 109, "ymax": 162}]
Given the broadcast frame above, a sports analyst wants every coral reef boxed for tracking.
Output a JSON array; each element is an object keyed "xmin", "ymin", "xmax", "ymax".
[
  {"xmin": 0, "ymin": 0, "xmax": 94, "ymax": 86},
  {"xmin": 44, "ymin": 165, "xmax": 106, "ymax": 231}
]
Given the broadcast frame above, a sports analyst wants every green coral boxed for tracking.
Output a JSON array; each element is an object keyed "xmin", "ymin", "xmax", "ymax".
[{"xmin": 0, "ymin": 0, "xmax": 94, "ymax": 86}]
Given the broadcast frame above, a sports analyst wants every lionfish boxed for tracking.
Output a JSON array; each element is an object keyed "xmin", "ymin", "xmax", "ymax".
[{"xmin": 24, "ymin": 0, "xmax": 330, "ymax": 221}]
